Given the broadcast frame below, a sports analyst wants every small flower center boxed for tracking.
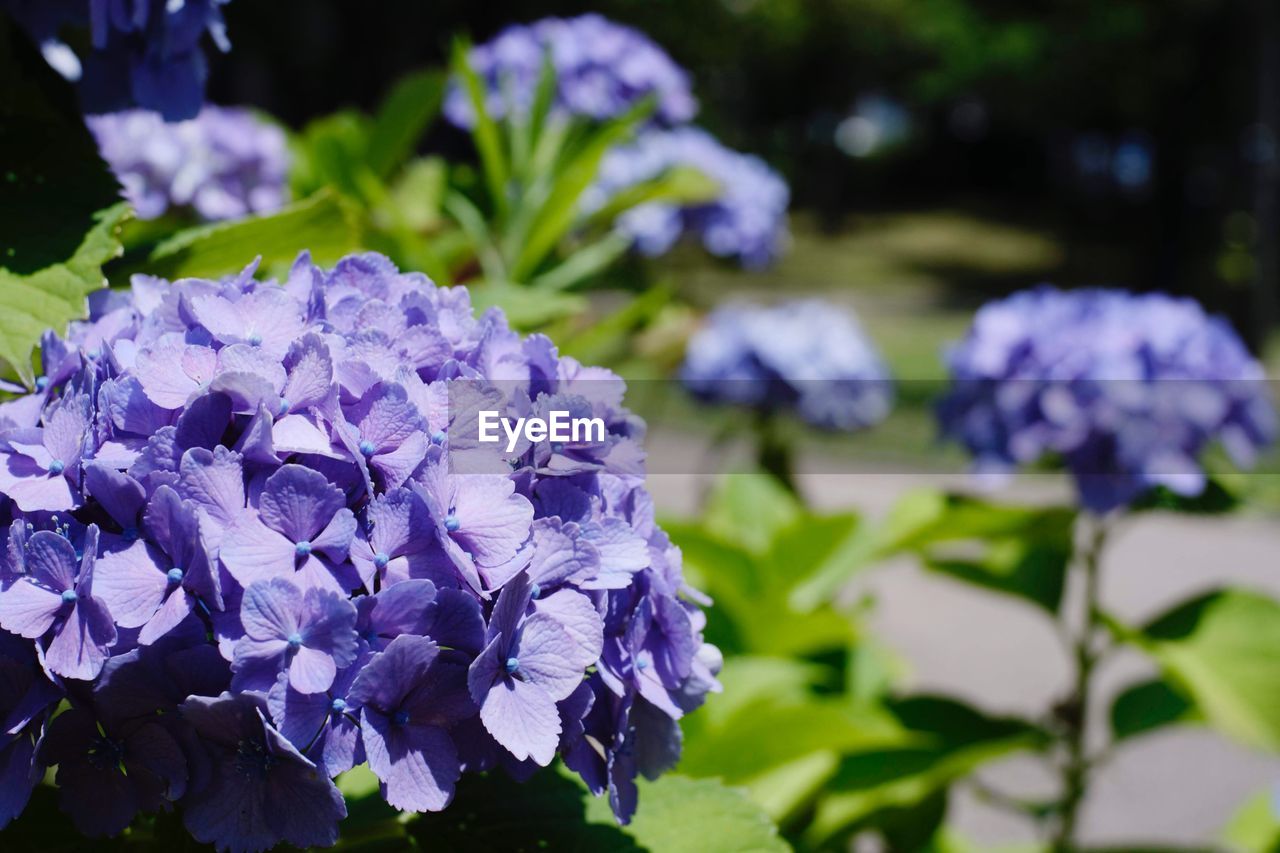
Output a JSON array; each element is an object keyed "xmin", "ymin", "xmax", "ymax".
[
  {"xmin": 248, "ymin": 333, "xmax": 263, "ymax": 347},
  {"xmin": 60, "ymin": 589, "xmax": 78, "ymax": 604},
  {"xmin": 505, "ymin": 656, "xmax": 520, "ymax": 675},
  {"xmin": 294, "ymin": 540, "xmax": 312, "ymax": 558},
  {"xmin": 35, "ymin": 376, "xmax": 49, "ymax": 391},
  {"xmin": 86, "ymin": 734, "xmax": 125, "ymax": 772},
  {"xmin": 358, "ymin": 440, "xmax": 377, "ymax": 457},
  {"xmin": 551, "ymin": 442, "xmax": 565, "ymax": 454},
  {"xmin": 430, "ymin": 430, "xmax": 446, "ymax": 445},
  {"xmin": 444, "ymin": 514, "xmax": 460, "ymax": 532},
  {"xmin": 278, "ymin": 398, "xmax": 291, "ymax": 416},
  {"xmin": 636, "ymin": 658, "xmax": 649, "ymax": 671},
  {"xmin": 530, "ymin": 583, "xmax": 542, "ymax": 600},
  {"xmin": 167, "ymin": 567, "xmax": 184, "ymax": 584},
  {"xmin": 330, "ymin": 697, "xmax": 347, "ymax": 714},
  {"xmin": 235, "ymin": 738, "xmax": 277, "ymax": 779},
  {"xmin": 47, "ymin": 459, "xmax": 65, "ymax": 476},
  {"xmin": 373, "ymin": 552, "xmax": 390, "ymax": 570},
  {"xmin": 393, "ymin": 710, "xmax": 410, "ymax": 726},
  {"xmin": 287, "ymin": 632, "xmax": 303, "ymax": 649}
]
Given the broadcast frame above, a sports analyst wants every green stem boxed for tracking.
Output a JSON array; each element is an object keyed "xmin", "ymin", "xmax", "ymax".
[
  {"xmin": 754, "ymin": 410, "xmax": 800, "ymax": 499},
  {"xmin": 1052, "ymin": 516, "xmax": 1109, "ymax": 851}
]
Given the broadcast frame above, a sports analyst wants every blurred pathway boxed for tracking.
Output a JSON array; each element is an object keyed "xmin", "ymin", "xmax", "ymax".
[{"xmin": 646, "ymin": 435, "xmax": 1280, "ymax": 849}]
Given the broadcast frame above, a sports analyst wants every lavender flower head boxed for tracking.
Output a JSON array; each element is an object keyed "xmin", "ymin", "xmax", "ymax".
[
  {"xmin": 445, "ymin": 14, "xmax": 697, "ymax": 128},
  {"xmin": 939, "ymin": 286, "xmax": 1277, "ymax": 512},
  {"xmin": 88, "ymin": 106, "xmax": 289, "ymax": 221},
  {"xmin": 585, "ymin": 127, "xmax": 791, "ymax": 268},
  {"xmin": 681, "ymin": 300, "xmax": 894, "ymax": 431},
  {"xmin": 0, "ymin": 250, "xmax": 718, "ymax": 846},
  {"xmin": 3, "ymin": 0, "xmax": 233, "ymax": 121}
]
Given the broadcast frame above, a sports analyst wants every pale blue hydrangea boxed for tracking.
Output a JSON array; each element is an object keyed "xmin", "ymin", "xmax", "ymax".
[
  {"xmin": 681, "ymin": 300, "xmax": 893, "ymax": 429},
  {"xmin": 939, "ymin": 287, "xmax": 1277, "ymax": 512}
]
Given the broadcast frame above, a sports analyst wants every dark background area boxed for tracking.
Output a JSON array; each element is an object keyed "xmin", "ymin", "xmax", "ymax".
[{"xmin": 210, "ymin": 0, "xmax": 1280, "ymax": 350}]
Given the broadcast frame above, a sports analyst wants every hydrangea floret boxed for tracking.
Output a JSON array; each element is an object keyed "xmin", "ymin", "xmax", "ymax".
[
  {"xmin": 3, "ymin": 0, "xmax": 233, "ymax": 121},
  {"xmin": 938, "ymin": 286, "xmax": 1277, "ymax": 511},
  {"xmin": 585, "ymin": 127, "xmax": 791, "ymax": 268},
  {"xmin": 445, "ymin": 14, "xmax": 697, "ymax": 128},
  {"xmin": 681, "ymin": 299, "xmax": 894, "ymax": 430},
  {"xmin": 88, "ymin": 107, "xmax": 290, "ymax": 222},
  {"xmin": 0, "ymin": 251, "xmax": 720, "ymax": 851}
]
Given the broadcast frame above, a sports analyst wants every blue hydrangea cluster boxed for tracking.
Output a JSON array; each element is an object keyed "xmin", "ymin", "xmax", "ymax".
[
  {"xmin": 88, "ymin": 107, "xmax": 290, "ymax": 222},
  {"xmin": 444, "ymin": 14, "xmax": 697, "ymax": 128},
  {"xmin": 680, "ymin": 300, "xmax": 894, "ymax": 430},
  {"xmin": 585, "ymin": 127, "xmax": 791, "ymax": 269},
  {"xmin": 939, "ymin": 286, "xmax": 1277, "ymax": 512},
  {"xmin": 2, "ymin": 0, "xmax": 232, "ymax": 121},
  {"xmin": 0, "ymin": 252, "xmax": 720, "ymax": 850}
]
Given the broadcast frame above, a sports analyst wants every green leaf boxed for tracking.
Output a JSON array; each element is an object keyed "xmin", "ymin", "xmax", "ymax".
[
  {"xmin": 443, "ymin": 190, "xmax": 506, "ymax": 280},
  {"xmin": 510, "ymin": 98, "xmax": 654, "ymax": 280},
  {"xmin": 798, "ymin": 490, "xmax": 1077, "ymax": 613},
  {"xmin": 451, "ymin": 39, "xmax": 509, "ymax": 217},
  {"xmin": 468, "ymin": 280, "xmax": 586, "ymax": 330},
  {"xmin": 1110, "ymin": 678, "xmax": 1198, "ymax": 742},
  {"xmin": 0, "ymin": 18, "xmax": 123, "ymax": 275},
  {"xmin": 143, "ymin": 190, "xmax": 360, "ymax": 281},
  {"xmin": 290, "ymin": 111, "xmax": 373, "ymax": 200},
  {"xmin": 804, "ymin": 696, "xmax": 1048, "ymax": 846},
  {"xmin": 1131, "ymin": 477, "xmax": 1241, "ymax": 515},
  {"xmin": 530, "ymin": 231, "xmax": 632, "ymax": 291},
  {"xmin": 366, "ymin": 69, "xmax": 445, "ymax": 179},
  {"xmin": 702, "ymin": 472, "xmax": 803, "ymax": 557},
  {"xmin": 1221, "ymin": 788, "xmax": 1280, "ymax": 853},
  {"xmin": 1135, "ymin": 589, "xmax": 1280, "ymax": 751},
  {"xmin": 583, "ymin": 775, "xmax": 789, "ymax": 853},
  {"xmin": 406, "ymin": 766, "xmax": 786, "ymax": 852},
  {"xmin": 377, "ymin": 156, "xmax": 447, "ymax": 232},
  {"xmin": 0, "ymin": 204, "xmax": 127, "ymax": 385},
  {"xmin": 582, "ymin": 165, "xmax": 722, "ymax": 228},
  {"xmin": 790, "ymin": 489, "xmax": 948, "ymax": 611}
]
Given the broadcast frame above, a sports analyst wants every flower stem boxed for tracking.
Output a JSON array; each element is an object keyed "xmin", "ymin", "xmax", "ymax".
[
  {"xmin": 1052, "ymin": 516, "xmax": 1109, "ymax": 851},
  {"xmin": 755, "ymin": 410, "xmax": 800, "ymax": 498}
]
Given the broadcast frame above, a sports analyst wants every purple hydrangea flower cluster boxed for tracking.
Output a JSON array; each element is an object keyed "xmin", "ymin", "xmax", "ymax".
[
  {"xmin": 0, "ymin": 251, "xmax": 720, "ymax": 850},
  {"xmin": 88, "ymin": 107, "xmax": 290, "ymax": 222},
  {"xmin": 2, "ymin": 0, "xmax": 232, "ymax": 121},
  {"xmin": 939, "ymin": 286, "xmax": 1277, "ymax": 512},
  {"xmin": 444, "ymin": 14, "xmax": 697, "ymax": 128},
  {"xmin": 585, "ymin": 127, "xmax": 791, "ymax": 269},
  {"xmin": 680, "ymin": 300, "xmax": 893, "ymax": 430}
]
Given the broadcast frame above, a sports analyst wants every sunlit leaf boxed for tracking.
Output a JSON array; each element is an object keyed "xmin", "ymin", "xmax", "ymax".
[
  {"xmin": 1109, "ymin": 678, "xmax": 1198, "ymax": 742},
  {"xmin": 142, "ymin": 190, "xmax": 361, "ymax": 281},
  {"xmin": 367, "ymin": 69, "xmax": 444, "ymax": 179},
  {"xmin": 1134, "ymin": 589, "xmax": 1280, "ymax": 751}
]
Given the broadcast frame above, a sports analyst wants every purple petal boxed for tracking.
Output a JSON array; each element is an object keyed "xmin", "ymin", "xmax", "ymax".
[
  {"xmin": 288, "ymin": 646, "xmax": 337, "ymax": 695},
  {"xmin": 479, "ymin": 675, "xmax": 560, "ymax": 765},
  {"xmin": 259, "ymin": 465, "xmax": 346, "ymax": 543},
  {"xmin": 92, "ymin": 541, "xmax": 167, "ymax": 628},
  {"xmin": 20, "ymin": 531, "xmax": 78, "ymax": 591},
  {"xmin": 240, "ymin": 578, "xmax": 301, "ymax": 640},
  {"xmin": 513, "ymin": 613, "xmax": 590, "ymax": 700},
  {"xmin": 83, "ymin": 464, "xmax": 146, "ymax": 530},
  {"xmin": 361, "ymin": 714, "xmax": 460, "ymax": 812},
  {"xmin": 0, "ymin": 577, "xmax": 64, "ymax": 639},
  {"xmin": 45, "ymin": 597, "xmax": 115, "ymax": 680},
  {"xmin": 137, "ymin": 588, "xmax": 195, "ymax": 645},
  {"xmin": 177, "ymin": 446, "xmax": 246, "ymax": 528},
  {"xmin": 219, "ymin": 517, "xmax": 293, "ymax": 586},
  {"xmin": 534, "ymin": 589, "xmax": 604, "ymax": 669}
]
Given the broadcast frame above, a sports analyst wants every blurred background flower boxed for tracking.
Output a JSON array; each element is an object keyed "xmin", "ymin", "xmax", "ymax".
[{"xmin": 88, "ymin": 106, "xmax": 289, "ymax": 221}]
